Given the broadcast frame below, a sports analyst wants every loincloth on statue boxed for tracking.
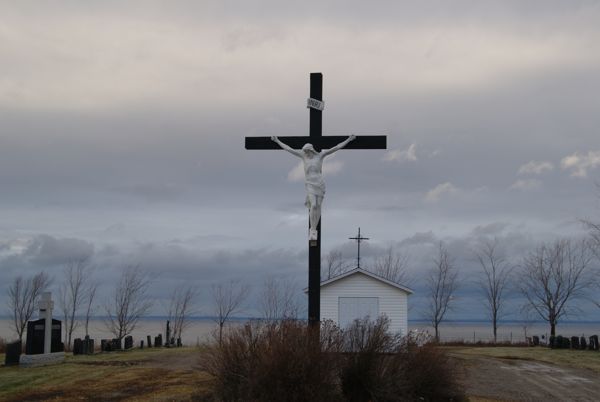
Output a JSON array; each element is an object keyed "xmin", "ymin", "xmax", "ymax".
[{"xmin": 304, "ymin": 179, "xmax": 325, "ymax": 208}]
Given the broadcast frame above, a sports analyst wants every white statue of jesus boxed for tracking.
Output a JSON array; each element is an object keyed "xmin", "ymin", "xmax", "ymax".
[{"xmin": 271, "ymin": 135, "xmax": 356, "ymax": 241}]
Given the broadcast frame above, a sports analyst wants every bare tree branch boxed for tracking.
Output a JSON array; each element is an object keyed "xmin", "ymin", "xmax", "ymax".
[
  {"xmin": 58, "ymin": 257, "xmax": 95, "ymax": 351},
  {"xmin": 474, "ymin": 239, "xmax": 514, "ymax": 343},
  {"xmin": 167, "ymin": 284, "xmax": 198, "ymax": 341},
  {"xmin": 323, "ymin": 249, "xmax": 351, "ymax": 280},
  {"xmin": 424, "ymin": 243, "xmax": 459, "ymax": 342},
  {"xmin": 7, "ymin": 272, "xmax": 51, "ymax": 343},
  {"xmin": 519, "ymin": 239, "xmax": 594, "ymax": 336},
  {"xmin": 369, "ymin": 245, "xmax": 411, "ymax": 285},
  {"xmin": 259, "ymin": 276, "xmax": 300, "ymax": 321},
  {"xmin": 212, "ymin": 280, "xmax": 249, "ymax": 345},
  {"xmin": 104, "ymin": 264, "xmax": 153, "ymax": 340}
]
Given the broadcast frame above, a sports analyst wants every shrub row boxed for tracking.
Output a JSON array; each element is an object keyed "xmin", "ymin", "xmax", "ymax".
[{"xmin": 201, "ymin": 317, "xmax": 465, "ymax": 402}]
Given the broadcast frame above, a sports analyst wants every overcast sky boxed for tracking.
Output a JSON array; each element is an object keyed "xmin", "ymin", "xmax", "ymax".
[{"xmin": 2, "ymin": 0, "xmax": 600, "ymax": 323}]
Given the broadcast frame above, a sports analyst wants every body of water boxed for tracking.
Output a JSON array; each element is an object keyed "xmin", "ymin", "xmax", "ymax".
[{"xmin": 2, "ymin": 317, "xmax": 599, "ymax": 346}]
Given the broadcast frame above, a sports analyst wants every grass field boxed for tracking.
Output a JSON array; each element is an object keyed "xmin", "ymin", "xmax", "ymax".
[
  {"xmin": 3, "ymin": 345, "xmax": 600, "ymax": 401},
  {"xmin": 0, "ymin": 347, "xmax": 212, "ymax": 401}
]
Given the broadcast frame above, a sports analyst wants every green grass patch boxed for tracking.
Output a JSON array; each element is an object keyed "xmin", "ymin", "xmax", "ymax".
[{"xmin": 0, "ymin": 347, "xmax": 211, "ymax": 401}]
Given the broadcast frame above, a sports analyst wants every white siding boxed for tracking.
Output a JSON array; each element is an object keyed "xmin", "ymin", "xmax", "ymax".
[{"xmin": 321, "ymin": 272, "xmax": 409, "ymax": 335}]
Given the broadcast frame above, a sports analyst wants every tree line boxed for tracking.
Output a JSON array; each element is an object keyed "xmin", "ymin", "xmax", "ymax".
[{"xmin": 6, "ymin": 222, "xmax": 600, "ymax": 346}]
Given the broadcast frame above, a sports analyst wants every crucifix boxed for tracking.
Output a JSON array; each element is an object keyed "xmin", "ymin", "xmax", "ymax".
[
  {"xmin": 245, "ymin": 73, "xmax": 386, "ymax": 326},
  {"xmin": 349, "ymin": 227, "xmax": 369, "ymax": 269}
]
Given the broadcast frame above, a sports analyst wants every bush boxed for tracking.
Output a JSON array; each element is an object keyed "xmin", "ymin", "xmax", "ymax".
[
  {"xmin": 201, "ymin": 318, "xmax": 465, "ymax": 402},
  {"xmin": 201, "ymin": 320, "xmax": 343, "ymax": 402}
]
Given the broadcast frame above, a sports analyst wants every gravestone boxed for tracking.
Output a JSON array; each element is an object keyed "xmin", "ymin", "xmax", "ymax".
[
  {"xmin": 101, "ymin": 339, "xmax": 111, "ymax": 352},
  {"xmin": 147, "ymin": 335, "xmax": 152, "ymax": 348},
  {"xmin": 20, "ymin": 292, "xmax": 65, "ymax": 366},
  {"xmin": 590, "ymin": 335, "xmax": 599, "ymax": 350},
  {"xmin": 111, "ymin": 338, "xmax": 122, "ymax": 350},
  {"xmin": 82, "ymin": 335, "xmax": 94, "ymax": 355},
  {"xmin": 155, "ymin": 334, "xmax": 163, "ymax": 347},
  {"xmin": 571, "ymin": 336, "xmax": 580, "ymax": 349},
  {"xmin": 140, "ymin": 340, "xmax": 144, "ymax": 349},
  {"xmin": 73, "ymin": 338, "xmax": 83, "ymax": 355},
  {"xmin": 177, "ymin": 337, "xmax": 182, "ymax": 347},
  {"xmin": 580, "ymin": 336, "xmax": 587, "ymax": 350},
  {"xmin": 166, "ymin": 321, "xmax": 171, "ymax": 348},
  {"xmin": 124, "ymin": 335, "xmax": 133, "ymax": 350},
  {"xmin": 4, "ymin": 341, "xmax": 22, "ymax": 366},
  {"xmin": 532, "ymin": 336, "xmax": 539, "ymax": 346}
]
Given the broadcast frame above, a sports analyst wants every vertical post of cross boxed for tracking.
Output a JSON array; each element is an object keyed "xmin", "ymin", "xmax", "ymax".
[{"xmin": 308, "ymin": 73, "xmax": 322, "ymax": 327}]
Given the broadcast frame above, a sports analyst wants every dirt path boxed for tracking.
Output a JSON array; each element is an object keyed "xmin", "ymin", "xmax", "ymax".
[{"xmin": 453, "ymin": 354, "xmax": 600, "ymax": 402}]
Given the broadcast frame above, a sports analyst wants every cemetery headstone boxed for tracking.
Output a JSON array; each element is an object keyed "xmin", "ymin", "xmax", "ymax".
[
  {"xmin": 155, "ymin": 334, "xmax": 163, "ymax": 347},
  {"xmin": 177, "ymin": 337, "xmax": 182, "ymax": 347},
  {"xmin": 140, "ymin": 340, "xmax": 144, "ymax": 349},
  {"xmin": 147, "ymin": 335, "xmax": 152, "ymax": 348},
  {"xmin": 532, "ymin": 336, "xmax": 539, "ymax": 346},
  {"xmin": 590, "ymin": 335, "xmax": 598, "ymax": 350},
  {"xmin": 101, "ymin": 339, "xmax": 111, "ymax": 352},
  {"xmin": 111, "ymin": 338, "xmax": 122, "ymax": 350},
  {"xmin": 4, "ymin": 341, "xmax": 22, "ymax": 366},
  {"xmin": 124, "ymin": 335, "xmax": 133, "ymax": 350},
  {"xmin": 82, "ymin": 335, "xmax": 94, "ymax": 355},
  {"xmin": 73, "ymin": 338, "xmax": 83, "ymax": 355},
  {"xmin": 166, "ymin": 320, "xmax": 171, "ymax": 348},
  {"xmin": 571, "ymin": 336, "xmax": 580, "ymax": 349},
  {"xmin": 580, "ymin": 336, "xmax": 587, "ymax": 350}
]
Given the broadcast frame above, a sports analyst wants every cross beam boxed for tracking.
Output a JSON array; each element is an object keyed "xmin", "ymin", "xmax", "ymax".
[{"xmin": 245, "ymin": 73, "xmax": 386, "ymax": 327}]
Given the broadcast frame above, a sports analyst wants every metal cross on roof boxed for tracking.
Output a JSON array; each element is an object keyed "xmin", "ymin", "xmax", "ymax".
[{"xmin": 349, "ymin": 227, "xmax": 369, "ymax": 269}]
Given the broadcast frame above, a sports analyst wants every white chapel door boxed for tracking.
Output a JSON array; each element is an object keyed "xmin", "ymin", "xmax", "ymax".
[{"xmin": 338, "ymin": 297, "xmax": 379, "ymax": 328}]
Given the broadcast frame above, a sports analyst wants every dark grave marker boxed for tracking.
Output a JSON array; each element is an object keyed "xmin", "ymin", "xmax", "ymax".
[
  {"xmin": 25, "ymin": 318, "xmax": 64, "ymax": 354},
  {"xmin": 177, "ymin": 337, "xmax": 182, "ymax": 347},
  {"xmin": 101, "ymin": 339, "xmax": 111, "ymax": 352},
  {"xmin": 4, "ymin": 341, "xmax": 22, "ymax": 366},
  {"xmin": 571, "ymin": 336, "xmax": 580, "ymax": 349},
  {"xmin": 111, "ymin": 338, "xmax": 122, "ymax": 350},
  {"xmin": 124, "ymin": 335, "xmax": 133, "ymax": 350},
  {"xmin": 147, "ymin": 335, "xmax": 152, "ymax": 348},
  {"xmin": 532, "ymin": 336, "xmax": 539, "ymax": 346},
  {"xmin": 155, "ymin": 334, "xmax": 163, "ymax": 347},
  {"xmin": 73, "ymin": 338, "xmax": 83, "ymax": 355},
  {"xmin": 82, "ymin": 335, "xmax": 94, "ymax": 355},
  {"xmin": 580, "ymin": 336, "xmax": 587, "ymax": 350},
  {"xmin": 140, "ymin": 340, "xmax": 144, "ymax": 349},
  {"xmin": 590, "ymin": 335, "xmax": 598, "ymax": 350}
]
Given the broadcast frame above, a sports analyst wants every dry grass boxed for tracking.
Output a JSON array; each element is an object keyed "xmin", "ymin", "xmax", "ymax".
[
  {"xmin": 0, "ymin": 347, "xmax": 213, "ymax": 401},
  {"xmin": 446, "ymin": 346, "xmax": 600, "ymax": 373}
]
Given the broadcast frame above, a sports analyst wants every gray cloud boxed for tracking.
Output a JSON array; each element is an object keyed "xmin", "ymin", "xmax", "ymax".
[{"xmin": 1, "ymin": 1, "xmax": 600, "ymax": 322}]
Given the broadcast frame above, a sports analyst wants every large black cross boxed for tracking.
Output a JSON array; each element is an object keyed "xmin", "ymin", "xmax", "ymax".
[{"xmin": 245, "ymin": 73, "xmax": 386, "ymax": 326}]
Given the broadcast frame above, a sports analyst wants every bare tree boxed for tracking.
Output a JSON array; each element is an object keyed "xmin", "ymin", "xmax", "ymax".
[
  {"xmin": 259, "ymin": 276, "xmax": 299, "ymax": 321},
  {"xmin": 84, "ymin": 283, "xmax": 97, "ymax": 337},
  {"xmin": 370, "ymin": 246, "xmax": 411, "ymax": 285},
  {"xmin": 425, "ymin": 243, "xmax": 459, "ymax": 342},
  {"xmin": 7, "ymin": 272, "xmax": 51, "ymax": 343},
  {"xmin": 167, "ymin": 284, "xmax": 198, "ymax": 341},
  {"xmin": 474, "ymin": 239, "xmax": 514, "ymax": 343},
  {"xmin": 58, "ymin": 257, "xmax": 96, "ymax": 351},
  {"xmin": 519, "ymin": 239, "xmax": 594, "ymax": 336},
  {"xmin": 105, "ymin": 265, "xmax": 153, "ymax": 340},
  {"xmin": 323, "ymin": 249, "xmax": 350, "ymax": 280},
  {"xmin": 212, "ymin": 280, "xmax": 249, "ymax": 344}
]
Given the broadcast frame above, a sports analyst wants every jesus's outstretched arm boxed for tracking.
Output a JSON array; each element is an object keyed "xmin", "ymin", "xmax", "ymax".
[
  {"xmin": 321, "ymin": 135, "xmax": 356, "ymax": 157},
  {"xmin": 271, "ymin": 136, "xmax": 303, "ymax": 158}
]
